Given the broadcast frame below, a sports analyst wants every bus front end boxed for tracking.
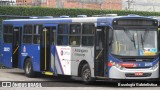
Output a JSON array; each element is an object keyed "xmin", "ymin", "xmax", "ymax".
[{"xmin": 108, "ymin": 17, "xmax": 159, "ymax": 80}]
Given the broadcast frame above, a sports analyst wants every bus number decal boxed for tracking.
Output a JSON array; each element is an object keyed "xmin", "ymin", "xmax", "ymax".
[{"xmin": 4, "ymin": 47, "xmax": 10, "ymax": 52}]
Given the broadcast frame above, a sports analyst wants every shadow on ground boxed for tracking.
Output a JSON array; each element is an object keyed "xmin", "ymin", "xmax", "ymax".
[{"xmin": 6, "ymin": 71, "xmax": 160, "ymax": 87}]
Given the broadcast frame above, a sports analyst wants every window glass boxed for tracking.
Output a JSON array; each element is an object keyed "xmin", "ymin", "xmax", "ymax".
[
  {"xmin": 57, "ymin": 24, "xmax": 69, "ymax": 45},
  {"xmin": 4, "ymin": 35, "xmax": 12, "ymax": 43},
  {"xmin": 82, "ymin": 24, "xmax": 94, "ymax": 34},
  {"xmin": 33, "ymin": 25, "xmax": 42, "ymax": 44},
  {"xmin": 23, "ymin": 35, "xmax": 32, "ymax": 43},
  {"xmin": 57, "ymin": 35, "xmax": 68, "ymax": 45},
  {"xmin": 69, "ymin": 36, "xmax": 80, "ymax": 46},
  {"xmin": 82, "ymin": 36, "xmax": 94, "ymax": 46},
  {"xmin": 50, "ymin": 27, "xmax": 56, "ymax": 45},
  {"xmin": 3, "ymin": 25, "xmax": 13, "ymax": 34},
  {"xmin": 70, "ymin": 24, "xmax": 81, "ymax": 34},
  {"xmin": 23, "ymin": 25, "xmax": 33, "ymax": 44},
  {"xmin": 3, "ymin": 25, "xmax": 13, "ymax": 43},
  {"xmin": 58, "ymin": 24, "xmax": 68, "ymax": 34},
  {"xmin": 33, "ymin": 35, "xmax": 40, "ymax": 44},
  {"xmin": 33, "ymin": 25, "xmax": 42, "ymax": 34},
  {"xmin": 82, "ymin": 23, "xmax": 95, "ymax": 46},
  {"xmin": 69, "ymin": 24, "xmax": 81, "ymax": 46},
  {"xmin": 24, "ymin": 25, "xmax": 32, "ymax": 34}
]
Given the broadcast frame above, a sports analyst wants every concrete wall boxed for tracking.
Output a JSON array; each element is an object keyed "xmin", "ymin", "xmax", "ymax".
[{"xmin": 122, "ymin": 0, "xmax": 160, "ymax": 12}]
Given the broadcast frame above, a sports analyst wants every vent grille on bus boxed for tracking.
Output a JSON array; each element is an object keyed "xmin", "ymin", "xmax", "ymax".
[{"xmin": 125, "ymin": 73, "xmax": 152, "ymax": 77}]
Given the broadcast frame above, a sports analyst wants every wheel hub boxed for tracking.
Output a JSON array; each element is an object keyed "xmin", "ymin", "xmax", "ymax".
[
  {"xmin": 26, "ymin": 63, "xmax": 31, "ymax": 74},
  {"xmin": 83, "ymin": 69, "xmax": 91, "ymax": 80}
]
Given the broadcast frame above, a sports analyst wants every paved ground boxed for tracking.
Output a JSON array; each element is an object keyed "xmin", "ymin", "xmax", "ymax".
[{"xmin": 0, "ymin": 68, "xmax": 160, "ymax": 90}]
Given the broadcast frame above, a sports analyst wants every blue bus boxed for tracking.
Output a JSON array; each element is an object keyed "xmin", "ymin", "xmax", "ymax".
[{"xmin": 0, "ymin": 15, "xmax": 159, "ymax": 83}]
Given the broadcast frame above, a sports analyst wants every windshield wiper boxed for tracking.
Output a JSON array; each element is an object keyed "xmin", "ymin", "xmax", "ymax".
[
  {"xmin": 124, "ymin": 30, "xmax": 136, "ymax": 49},
  {"xmin": 132, "ymin": 34, "xmax": 136, "ymax": 49},
  {"xmin": 141, "ymin": 34, "xmax": 144, "ymax": 49}
]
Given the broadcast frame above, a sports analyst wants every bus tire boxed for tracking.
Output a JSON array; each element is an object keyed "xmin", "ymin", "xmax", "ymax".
[
  {"xmin": 81, "ymin": 63, "xmax": 93, "ymax": 84},
  {"xmin": 24, "ymin": 58, "xmax": 36, "ymax": 78}
]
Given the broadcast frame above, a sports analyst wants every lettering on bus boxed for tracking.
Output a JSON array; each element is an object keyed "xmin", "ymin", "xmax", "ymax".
[
  {"xmin": 74, "ymin": 49, "xmax": 88, "ymax": 53},
  {"xmin": 145, "ymin": 63, "xmax": 153, "ymax": 67},
  {"xmin": 4, "ymin": 47, "xmax": 10, "ymax": 52},
  {"xmin": 60, "ymin": 48, "xmax": 70, "ymax": 56},
  {"xmin": 73, "ymin": 49, "xmax": 88, "ymax": 57},
  {"xmin": 74, "ymin": 53, "xmax": 85, "ymax": 57},
  {"xmin": 21, "ymin": 53, "xmax": 28, "ymax": 57}
]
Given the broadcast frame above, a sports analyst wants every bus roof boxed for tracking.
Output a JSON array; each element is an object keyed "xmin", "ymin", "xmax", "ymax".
[{"xmin": 2, "ymin": 16, "xmax": 155, "ymax": 26}]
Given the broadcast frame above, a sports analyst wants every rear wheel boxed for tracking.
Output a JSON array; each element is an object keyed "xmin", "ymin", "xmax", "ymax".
[
  {"xmin": 81, "ymin": 63, "xmax": 93, "ymax": 84},
  {"xmin": 24, "ymin": 58, "xmax": 36, "ymax": 78}
]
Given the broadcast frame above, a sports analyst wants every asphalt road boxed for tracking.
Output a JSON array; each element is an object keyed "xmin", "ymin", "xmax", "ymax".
[{"xmin": 0, "ymin": 68, "xmax": 160, "ymax": 90}]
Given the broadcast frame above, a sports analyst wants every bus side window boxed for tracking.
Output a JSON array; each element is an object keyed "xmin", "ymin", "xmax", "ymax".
[
  {"xmin": 69, "ymin": 24, "xmax": 81, "ymax": 46},
  {"xmin": 33, "ymin": 25, "xmax": 42, "ymax": 44},
  {"xmin": 57, "ymin": 24, "xmax": 68, "ymax": 45},
  {"xmin": 3, "ymin": 25, "xmax": 13, "ymax": 43},
  {"xmin": 82, "ymin": 23, "xmax": 95, "ymax": 46},
  {"xmin": 23, "ymin": 25, "xmax": 33, "ymax": 44},
  {"xmin": 70, "ymin": 36, "xmax": 80, "ymax": 46}
]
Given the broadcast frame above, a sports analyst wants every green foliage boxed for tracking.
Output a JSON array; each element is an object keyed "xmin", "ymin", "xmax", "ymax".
[{"xmin": 0, "ymin": 6, "xmax": 160, "ymax": 17}]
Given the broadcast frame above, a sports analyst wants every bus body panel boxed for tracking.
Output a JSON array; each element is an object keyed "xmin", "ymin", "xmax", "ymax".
[
  {"xmin": 55, "ymin": 46, "xmax": 95, "ymax": 76},
  {"xmin": 2, "ymin": 44, "xmax": 12, "ymax": 68},
  {"xmin": 71, "ymin": 47, "xmax": 95, "ymax": 77},
  {"xmin": 108, "ymin": 54, "xmax": 159, "ymax": 79},
  {"xmin": 20, "ymin": 44, "xmax": 40, "ymax": 71},
  {"xmin": 109, "ymin": 65, "xmax": 159, "ymax": 79},
  {"xmin": 55, "ymin": 46, "xmax": 71, "ymax": 75},
  {"xmin": 1, "ymin": 16, "xmax": 159, "ymax": 80},
  {"xmin": 3, "ymin": 19, "xmax": 72, "ymax": 25},
  {"xmin": 51, "ymin": 45, "xmax": 55, "ymax": 72}
]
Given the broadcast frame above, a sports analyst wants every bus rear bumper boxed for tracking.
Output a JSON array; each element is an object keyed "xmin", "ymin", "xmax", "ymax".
[{"xmin": 108, "ymin": 66, "xmax": 159, "ymax": 79}]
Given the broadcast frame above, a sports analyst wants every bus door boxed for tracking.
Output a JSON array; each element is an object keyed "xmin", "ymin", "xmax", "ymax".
[
  {"xmin": 94, "ymin": 26, "xmax": 109, "ymax": 76},
  {"xmin": 12, "ymin": 26, "xmax": 22, "ymax": 68},
  {"xmin": 40, "ymin": 24, "xmax": 56, "ymax": 71}
]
